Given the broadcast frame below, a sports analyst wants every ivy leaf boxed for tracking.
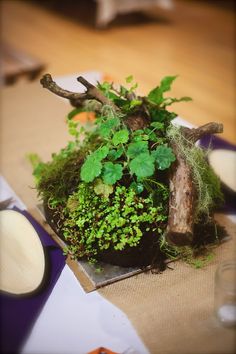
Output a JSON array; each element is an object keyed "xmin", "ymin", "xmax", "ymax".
[
  {"xmin": 152, "ymin": 145, "xmax": 176, "ymax": 170},
  {"xmin": 129, "ymin": 153, "xmax": 155, "ymax": 178},
  {"xmin": 127, "ymin": 141, "xmax": 149, "ymax": 159},
  {"xmin": 102, "ymin": 162, "xmax": 123, "ymax": 185},
  {"xmin": 112, "ymin": 129, "xmax": 129, "ymax": 146},
  {"xmin": 94, "ymin": 179, "xmax": 114, "ymax": 198},
  {"xmin": 93, "ymin": 145, "xmax": 109, "ymax": 160},
  {"xmin": 108, "ymin": 148, "xmax": 123, "ymax": 161},
  {"xmin": 147, "ymin": 75, "xmax": 177, "ymax": 105},
  {"xmin": 80, "ymin": 156, "xmax": 102, "ymax": 182}
]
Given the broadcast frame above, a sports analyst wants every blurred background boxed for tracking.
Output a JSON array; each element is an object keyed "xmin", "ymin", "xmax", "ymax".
[{"xmin": 1, "ymin": 0, "xmax": 235, "ymax": 142}]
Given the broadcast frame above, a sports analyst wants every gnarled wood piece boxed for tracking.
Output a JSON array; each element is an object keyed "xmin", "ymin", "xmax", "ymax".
[
  {"xmin": 40, "ymin": 74, "xmax": 149, "ymax": 131},
  {"xmin": 40, "ymin": 74, "xmax": 118, "ymax": 111},
  {"xmin": 166, "ymin": 122, "xmax": 223, "ymax": 246}
]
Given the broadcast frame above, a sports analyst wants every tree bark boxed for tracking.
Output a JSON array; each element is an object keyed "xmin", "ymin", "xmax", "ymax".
[{"xmin": 166, "ymin": 122, "xmax": 223, "ymax": 246}]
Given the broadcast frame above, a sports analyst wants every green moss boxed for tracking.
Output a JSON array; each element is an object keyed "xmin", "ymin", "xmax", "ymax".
[
  {"xmin": 29, "ymin": 131, "xmax": 102, "ymax": 207},
  {"xmin": 62, "ymin": 183, "xmax": 168, "ymax": 260},
  {"xmin": 167, "ymin": 125, "xmax": 224, "ymax": 219}
]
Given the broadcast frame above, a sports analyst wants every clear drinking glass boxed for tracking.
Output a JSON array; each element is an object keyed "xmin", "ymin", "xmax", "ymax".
[{"xmin": 215, "ymin": 260, "xmax": 236, "ymax": 327}]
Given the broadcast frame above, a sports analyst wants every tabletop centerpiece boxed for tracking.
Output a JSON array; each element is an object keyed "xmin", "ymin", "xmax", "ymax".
[{"xmin": 30, "ymin": 73, "xmax": 226, "ymax": 270}]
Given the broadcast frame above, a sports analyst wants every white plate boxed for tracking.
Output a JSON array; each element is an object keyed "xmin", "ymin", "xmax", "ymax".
[
  {"xmin": 208, "ymin": 149, "xmax": 236, "ymax": 192},
  {"xmin": 0, "ymin": 210, "xmax": 45, "ymax": 295}
]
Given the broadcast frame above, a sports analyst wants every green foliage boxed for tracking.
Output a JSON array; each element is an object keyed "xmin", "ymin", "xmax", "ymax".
[
  {"xmin": 102, "ymin": 162, "xmax": 123, "ymax": 185},
  {"xmin": 129, "ymin": 153, "xmax": 155, "ymax": 178},
  {"xmin": 152, "ymin": 145, "xmax": 176, "ymax": 170},
  {"xmin": 29, "ymin": 74, "xmax": 222, "ymax": 266},
  {"xmin": 80, "ymin": 145, "xmax": 109, "ymax": 182},
  {"xmin": 27, "ymin": 153, "xmax": 44, "ymax": 183},
  {"xmin": 147, "ymin": 76, "xmax": 177, "ymax": 105},
  {"xmin": 80, "ymin": 156, "xmax": 102, "ymax": 183},
  {"xmin": 112, "ymin": 129, "xmax": 129, "ymax": 145},
  {"xmin": 62, "ymin": 184, "xmax": 168, "ymax": 259},
  {"xmin": 94, "ymin": 179, "xmax": 113, "ymax": 198},
  {"xmin": 98, "ymin": 117, "xmax": 120, "ymax": 137},
  {"xmin": 108, "ymin": 148, "xmax": 123, "ymax": 161},
  {"xmin": 127, "ymin": 141, "xmax": 149, "ymax": 158}
]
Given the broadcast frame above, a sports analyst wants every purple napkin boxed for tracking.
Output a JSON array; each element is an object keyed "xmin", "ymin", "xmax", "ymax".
[
  {"xmin": 199, "ymin": 135, "xmax": 236, "ymax": 213},
  {"xmin": 0, "ymin": 208, "xmax": 66, "ymax": 354}
]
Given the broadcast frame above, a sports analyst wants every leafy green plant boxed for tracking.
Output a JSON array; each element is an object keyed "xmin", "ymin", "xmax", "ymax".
[
  {"xmin": 62, "ymin": 183, "xmax": 168, "ymax": 259},
  {"xmin": 29, "ymin": 74, "xmax": 224, "ymax": 267}
]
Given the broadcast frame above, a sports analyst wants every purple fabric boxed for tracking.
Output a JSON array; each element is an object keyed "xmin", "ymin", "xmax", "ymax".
[
  {"xmin": 199, "ymin": 135, "xmax": 236, "ymax": 213},
  {"xmin": 0, "ymin": 208, "xmax": 66, "ymax": 354}
]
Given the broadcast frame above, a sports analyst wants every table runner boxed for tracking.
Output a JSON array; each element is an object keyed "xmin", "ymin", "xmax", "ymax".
[
  {"xmin": 0, "ymin": 208, "xmax": 66, "ymax": 353},
  {"xmin": 99, "ymin": 214, "xmax": 236, "ymax": 354}
]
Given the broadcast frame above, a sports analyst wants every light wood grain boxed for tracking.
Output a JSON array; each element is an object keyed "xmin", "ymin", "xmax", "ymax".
[{"xmin": 1, "ymin": 0, "xmax": 235, "ymax": 143}]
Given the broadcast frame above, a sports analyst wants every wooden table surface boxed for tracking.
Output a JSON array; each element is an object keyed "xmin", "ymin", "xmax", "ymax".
[{"xmin": 1, "ymin": 0, "xmax": 235, "ymax": 143}]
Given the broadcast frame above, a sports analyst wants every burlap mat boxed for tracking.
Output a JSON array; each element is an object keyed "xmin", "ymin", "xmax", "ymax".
[{"xmin": 99, "ymin": 214, "xmax": 236, "ymax": 354}]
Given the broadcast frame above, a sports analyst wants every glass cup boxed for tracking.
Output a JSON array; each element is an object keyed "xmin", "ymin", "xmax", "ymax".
[{"xmin": 214, "ymin": 260, "xmax": 236, "ymax": 327}]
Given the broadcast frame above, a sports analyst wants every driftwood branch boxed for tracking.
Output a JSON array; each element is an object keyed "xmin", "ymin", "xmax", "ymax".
[
  {"xmin": 182, "ymin": 122, "xmax": 223, "ymax": 143},
  {"xmin": 40, "ymin": 74, "xmax": 118, "ymax": 111},
  {"xmin": 166, "ymin": 122, "xmax": 223, "ymax": 246},
  {"xmin": 40, "ymin": 74, "xmax": 149, "ymax": 131}
]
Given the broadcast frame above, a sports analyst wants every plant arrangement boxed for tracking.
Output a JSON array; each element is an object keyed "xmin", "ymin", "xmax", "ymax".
[{"xmin": 29, "ymin": 74, "xmax": 226, "ymax": 270}]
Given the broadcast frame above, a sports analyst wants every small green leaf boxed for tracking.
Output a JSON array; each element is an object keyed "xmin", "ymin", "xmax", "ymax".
[
  {"xmin": 99, "ymin": 117, "xmax": 120, "ymax": 137},
  {"xmin": 126, "ymin": 75, "xmax": 133, "ymax": 83},
  {"xmin": 93, "ymin": 146, "xmax": 109, "ymax": 160},
  {"xmin": 81, "ymin": 156, "xmax": 102, "ymax": 182},
  {"xmin": 97, "ymin": 81, "xmax": 112, "ymax": 91},
  {"xmin": 152, "ymin": 145, "xmax": 176, "ymax": 170},
  {"xmin": 148, "ymin": 86, "xmax": 163, "ymax": 105},
  {"xmin": 129, "ymin": 153, "xmax": 155, "ymax": 178},
  {"xmin": 127, "ymin": 141, "xmax": 148, "ymax": 158},
  {"xmin": 159, "ymin": 75, "xmax": 178, "ymax": 92},
  {"xmin": 162, "ymin": 96, "xmax": 192, "ymax": 107},
  {"xmin": 94, "ymin": 179, "xmax": 114, "ymax": 198},
  {"xmin": 129, "ymin": 99, "xmax": 142, "ymax": 109},
  {"xmin": 148, "ymin": 75, "xmax": 178, "ymax": 105},
  {"xmin": 130, "ymin": 182, "xmax": 144, "ymax": 194},
  {"xmin": 150, "ymin": 108, "xmax": 177, "ymax": 123},
  {"xmin": 120, "ymin": 85, "xmax": 128, "ymax": 96},
  {"xmin": 102, "ymin": 162, "xmax": 123, "ymax": 185},
  {"xmin": 150, "ymin": 122, "xmax": 165, "ymax": 130},
  {"xmin": 108, "ymin": 148, "xmax": 123, "ymax": 161},
  {"xmin": 112, "ymin": 129, "xmax": 129, "ymax": 146}
]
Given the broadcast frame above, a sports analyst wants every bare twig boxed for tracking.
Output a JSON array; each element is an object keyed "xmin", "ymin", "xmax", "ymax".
[
  {"xmin": 40, "ymin": 74, "xmax": 119, "ymax": 111},
  {"xmin": 182, "ymin": 122, "xmax": 223, "ymax": 143}
]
